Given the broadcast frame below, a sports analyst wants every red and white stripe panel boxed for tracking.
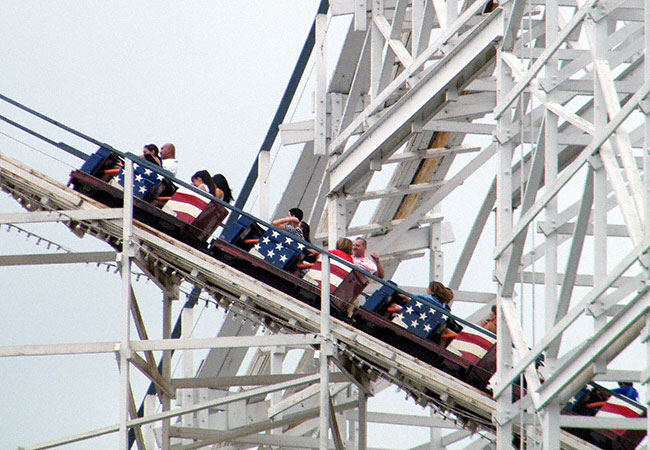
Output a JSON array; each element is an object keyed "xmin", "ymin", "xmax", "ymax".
[
  {"xmin": 304, "ymin": 257, "xmax": 352, "ymax": 293},
  {"xmin": 162, "ymin": 186, "xmax": 210, "ymax": 224},
  {"xmin": 446, "ymin": 328, "xmax": 496, "ymax": 364},
  {"xmin": 596, "ymin": 395, "xmax": 644, "ymax": 435}
]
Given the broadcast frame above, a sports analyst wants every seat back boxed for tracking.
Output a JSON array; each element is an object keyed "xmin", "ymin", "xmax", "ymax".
[
  {"xmin": 250, "ymin": 229, "xmax": 304, "ymax": 269},
  {"xmin": 304, "ymin": 256, "xmax": 353, "ymax": 293},
  {"xmin": 362, "ymin": 281, "xmax": 397, "ymax": 312},
  {"xmin": 162, "ymin": 186, "xmax": 210, "ymax": 223},
  {"xmin": 189, "ymin": 202, "xmax": 229, "ymax": 242},
  {"xmin": 447, "ymin": 327, "xmax": 496, "ymax": 364},
  {"xmin": 595, "ymin": 395, "xmax": 645, "ymax": 435},
  {"xmin": 391, "ymin": 297, "xmax": 447, "ymax": 339},
  {"xmin": 79, "ymin": 147, "xmax": 113, "ymax": 175}
]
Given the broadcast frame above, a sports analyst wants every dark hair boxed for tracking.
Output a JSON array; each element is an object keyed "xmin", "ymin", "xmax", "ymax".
[
  {"xmin": 212, "ymin": 174, "xmax": 233, "ymax": 203},
  {"xmin": 289, "ymin": 208, "xmax": 304, "ymax": 221},
  {"xmin": 428, "ymin": 281, "xmax": 454, "ymax": 305},
  {"xmin": 144, "ymin": 144, "xmax": 159, "ymax": 157},
  {"xmin": 299, "ymin": 221, "xmax": 311, "ymax": 243},
  {"xmin": 192, "ymin": 170, "xmax": 216, "ymax": 196},
  {"xmin": 336, "ymin": 237, "xmax": 353, "ymax": 255},
  {"xmin": 355, "ymin": 237, "xmax": 368, "ymax": 247}
]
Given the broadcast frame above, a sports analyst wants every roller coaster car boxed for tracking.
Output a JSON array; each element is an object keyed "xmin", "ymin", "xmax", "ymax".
[
  {"xmin": 68, "ymin": 148, "xmax": 228, "ymax": 248},
  {"xmin": 217, "ymin": 216, "xmax": 369, "ymax": 315},
  {"xmin": 563, "ymin": 385, "xmax": 647, "ymax": 450},
  {"xmin": 355, "ymin": 283, "xmax": 496, "ymax": 391},
  {"xmin": 68, "ymin": 149, "xmax": 645, "ymax": 450}
]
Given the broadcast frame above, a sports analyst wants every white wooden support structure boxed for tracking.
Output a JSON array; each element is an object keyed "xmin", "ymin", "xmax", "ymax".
[{"xmin": 4, "ymin": 0, "xmax": 650, "ymax": 449}]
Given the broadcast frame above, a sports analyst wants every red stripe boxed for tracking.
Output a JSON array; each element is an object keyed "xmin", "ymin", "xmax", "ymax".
[
  {"xmin": 175, "ymin": 212, "xmax": 196, "ymax": 223},
  {"xmin": 455, "ymin": 331, "xmax": 494, "ymax": 351},
  {"xmin": 310, "ymin": 261, "xmax": 351, "ymax": 292},
  {"xmin": 172, "ymin": 192, "xmax": 209, "ymax": 210},
  {"xmin": 458, "ymin": 351, "xmax": 481, "ymax": 364},
  {"xmin": 600, "ymin": 403, "xmax": 641, "ymax": 418}
]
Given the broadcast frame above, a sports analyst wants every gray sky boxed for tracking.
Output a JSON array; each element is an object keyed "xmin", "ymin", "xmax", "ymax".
[
  {"xmin": 2, "ymin": 2, "xmax": 643, "ymax": 450},
  {"xmin": 0, "ymin": 2, "xmax": 443, "ymax": 450},
  {"xmin": 1, "ymin": 2, "xmax": 316, "ymax": 449}
]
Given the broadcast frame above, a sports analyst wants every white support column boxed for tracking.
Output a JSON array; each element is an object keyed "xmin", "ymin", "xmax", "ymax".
[
  {"xmin": 320, "ymin": 253, "xmax": 332, "ymax": 450},
  {"xmin": 161, "ymin": 287, "xmax": 176, "ymax": 450},
  {"xmin": 642, "ymin": 13, "xmax": 650, "ymax": 446},
  {"xmin": 645, "ymin": 0, "xmax": 650, "ymax": 231},
  {"xmin": 495, "ymin": 47, "xmax": 516, "ymax": 450},
  {"xmin": 181, "ymin": 305, "xmax": 194, "ymax": 428},
  {"xmin": 258, "ymin": 150, "xmax": 270, "ymax": 222},
  {"xmin": 357, "ymin": 390, "xmax": 367, "ymax": 450},
  {"xmin": 543, "ymin": 0, "xmax": 561, "ymax": 446},
  {"xmin": 315, "ymin": 13, "xmax": 328, "ymax": 156},
  {"xmin": 429, "ymin": 214, "xmax": 443, "ymax": 282},
  {"xmin": 143, "ymin": 394, "xmax": 158, "ymax": 449},
  {"xmin": 327, "ymin": 192, "xmax": 347, "ymax": 248},
  {"xmin": 429, "ymin": 407, "xmax": 442, "ymax": 450},
  {"xmin": 370, "ymin": 0, "xmax": 384, "ymax": 100},
  {"xmin": 119, "ymin": 157, "xmax": 134, "ymax": 450},
  {"xmin": 592, "ymin": 4, "xmax": 609, "ymax": 366},
  {"xmin": 270, "ymin": 345, "xmax": 286, "ymax": 434}
]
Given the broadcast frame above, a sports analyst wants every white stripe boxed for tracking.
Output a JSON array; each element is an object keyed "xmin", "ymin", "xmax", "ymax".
[
  {"xmin": 596, "ymin": 396, "xmax": 644, "ymax": 417},
  {"xmin": 460, "ymin": 329, "xmax": 496, "ymax": 345},
  {"xmin": 162, "ymin": 200, "xmax": 203, "ymax": 219},
  {"xmin": 447, "ymin": 340, "xmax": 488, "ymax": 359},
  {"xmin": 304, "ymin": 259, "xmax": 350, "ymax": 288}
]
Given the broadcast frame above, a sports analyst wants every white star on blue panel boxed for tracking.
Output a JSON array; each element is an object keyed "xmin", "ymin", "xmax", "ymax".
[
  {"xmin": 267, "ymin": 250, "xmax": 275, "ymax": 258},
  {"xmin": 157, "ymin": 174, "xmax": 164, "ymax": 180},
  {"xmin": 135, "ymin": 174, "xmax": 143, "ymax": 182},
  {"xmin": 410, "ymin": 320, "xmax": 419, "ymax": 328},
  {"xmin": 419, "ymin": 313, "xmax": 427, "ymax": 320},
  {"xmin": 139, "ymin": 185, "xmax": 147, "ymax": 194},
  {"xmin": 271, "ymin": 231, "xmax": 279, "ymax": 238},
  {"xmin": 253, "ymin": 243, "xmax": 261, "ymax": 251},
  {"xmin": 144, "ymin": 168, "xmax": 152, "ymax": 176},
  {"xmin": 262, "ymin": 236, "xmax": 270, "ymax": 245},
  {"xmin": 423, "ymin": 324, "xmax": 431, "ymax": 333},
  {"xmin": 297, "ymin": 243, "xmax": 305, "ymax": 250},
  {"xmin": 415, "ymin": 301, "xmax": 422, "ymax": 309},
  {"xmin": 275, "ymin": 243, "xmax": 283, "ymax": 251},
  {"xmin": 133, "ymin": 163, "xmax": 139, "ymax": 170},
  {"xmin": 285, "ymin": 237, "xmax": 293, "ymax": 245},
  {"xmin": 395, "ymin": 313, "xmax": 404, "ymax": 321},
  {"xmin": 405, "ymin": 306, "xmax": 413, "ymax": 314},
  {"xmin": 429, "ymin": 308, "xmax": 436, "ymax": 314},
  {"xmin": 279, "ymin": 255, "xmax": 287, "ymax": 263}
]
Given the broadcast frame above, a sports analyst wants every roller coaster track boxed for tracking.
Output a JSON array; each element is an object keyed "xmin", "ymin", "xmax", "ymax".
[{"xmin": 0, "ymin": 149, "xmax": 599, "ymax": 450}]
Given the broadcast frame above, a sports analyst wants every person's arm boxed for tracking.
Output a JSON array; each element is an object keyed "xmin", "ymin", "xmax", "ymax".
[
  {"xmin": 272, "ymin": 216, "xmax": 299, "ymax": 228},
  {"xmin": 371, "ymin": 252, "xmax": 385, "ymax": 279}
]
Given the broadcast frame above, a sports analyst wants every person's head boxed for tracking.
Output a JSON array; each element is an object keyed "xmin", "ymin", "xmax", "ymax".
[
  {"xmin": 192, "ymin": 170, "xmax": 215, "ymax": 195},
  {"xmin": 289, "ymin": 208, "xmax": 303, "ymax": 221},
  {"xmin": 427, "ymin": 281, "xmax": 454, "ymax": 305},
  {"xmin": 212, "ymin": 174, "xmax": 232, "ymax": 203},
  {"xmin": 352, "ymin": 237, "xmax": 368, "ymax": 257},
  {"xmin": 336, "ymin": 237, "xmax": 353, "ymax": 255},
  {"xmin": 618, "ymin": 382, "xmax": 633, "ymax": 387},
  {"xmin": 300, "ymin": 221, "xmax": 311, "ymax": 243},
  {"xmin": 160, "ymin": 143, "xmax": 175, "ymax": 159},
  {"xmin": 143, "ymin": 144, "xmax": 159, "ymax": 158}
]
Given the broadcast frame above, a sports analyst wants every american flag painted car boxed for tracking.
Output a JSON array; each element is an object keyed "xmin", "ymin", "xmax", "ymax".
[
  {"xmin": 447, "ymin": 326, "xmax": 496, "ymax": 364},
  {"xmin": 162, "ymin": 186, "xmax": 210, "ymax": 224},
  {"xmin": 391, "ymin": 297, "xmax": 447, "ymax": 339},
  {"xmin": 110, "ymin": 162, "xmax": 165, "ymax": 199},
  {"xmin": 251, "ymin": 229, "xmax": 305, "ymax": 269}
]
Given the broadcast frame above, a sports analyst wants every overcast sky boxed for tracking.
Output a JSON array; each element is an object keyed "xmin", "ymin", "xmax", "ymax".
[
  {"xmin": 0, "ymin": 2, "xmax": 445, "ymax": 450},
  {"xmin": 2, "ymin": 2, "xmax": 644, "ymax": 450}
]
